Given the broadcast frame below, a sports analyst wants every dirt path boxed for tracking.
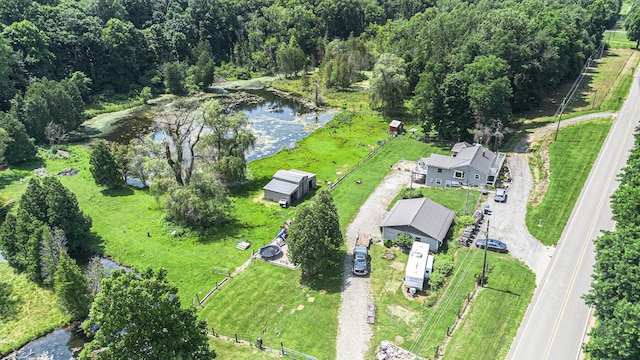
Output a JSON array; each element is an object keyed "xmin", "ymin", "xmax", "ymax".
[
  {"xmin": 514, "ymin": 112, "xmax": 614, "ymax": 153},
  {"xmin": 335, "ymin": 163, "xmax": 413, "ymax": 360}
]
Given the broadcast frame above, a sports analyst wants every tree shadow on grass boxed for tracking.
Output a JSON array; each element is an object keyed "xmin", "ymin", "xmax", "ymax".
[
  {"xmin": 73, "ymin": 232, "xmax": 107, "ymax": 263},
  {"xmin": 196, "ymin": 218, "xmax": 254, "ymax": 245},
  {"xmin": 0, "ymin": 281, "xmax": 20, "ymax": 322},
  {"xmin": 0, "ymin": 157, "xmax": 46, "ymax": 190},
  {"xmin": 100, "ymin": 187, "xmax": 134, "ymax": 197},
  {"xmin": 299, "ymin": 250, "xmax": 344, "ymax": 294}
]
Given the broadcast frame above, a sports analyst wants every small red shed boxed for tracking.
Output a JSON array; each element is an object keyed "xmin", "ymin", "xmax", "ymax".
[{"xmin": 389, "ymin": 120, "xmax": 404, "ymax": 133}]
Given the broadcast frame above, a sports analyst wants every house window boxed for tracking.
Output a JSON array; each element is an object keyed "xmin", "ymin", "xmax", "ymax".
[
  {"xmin": 453, "ymin": 170, "xmax": 464, "ymax": 179},
  {"xmin": 474, "ymin": 174, "xmax": 480, "ymax": 180},
  {"xmin": 436, "ymin": 178, "xmax": 442, "ymax": 185},
  {"xmin": 437, "ymin": 168, "xmax": 443, "ymax": 173}
]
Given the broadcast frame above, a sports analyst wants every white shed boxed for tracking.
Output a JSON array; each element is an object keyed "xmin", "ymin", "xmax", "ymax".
[{"xmin": 404, "ymin": 241, "xmax": 433, "ymax": 291}]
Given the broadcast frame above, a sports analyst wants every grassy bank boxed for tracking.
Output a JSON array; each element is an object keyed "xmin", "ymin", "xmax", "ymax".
[
  {"xmin": 443, "ymin": 256, "xmax": 535, "ymax": 360},
  {"xmin": 526, "ymin": 119, "xmax": 612, "ymax": 245},
  {"xmin": 0, "ymin": 263, "xmax": 72, "ymax": 356}
]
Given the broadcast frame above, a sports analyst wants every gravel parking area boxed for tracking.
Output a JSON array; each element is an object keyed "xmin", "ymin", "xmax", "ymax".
[{"xmin": 485, "ymin": 154, "xmax": 555, "ymax": 286}]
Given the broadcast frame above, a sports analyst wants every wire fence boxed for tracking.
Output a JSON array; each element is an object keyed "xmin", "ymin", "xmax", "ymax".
[
  {"xmin": 329, "ymin": 139, "xmax": 390, "ymax": 189},
  {"xmin": 208, "ymin": 330, "xmax": 318, "ymax": 360}
]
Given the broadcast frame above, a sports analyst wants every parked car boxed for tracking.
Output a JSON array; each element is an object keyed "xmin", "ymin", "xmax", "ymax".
[
  {"xmin": 475, "ymin": 238, "xmax": 508, "ymax": 253},
  {"xmin": 353, "ymin": 245, "xmax": 369, "ymax": 276},
  {"xmin": 494, "ymin": 188, "xmax": 507, "ymax": 202}
]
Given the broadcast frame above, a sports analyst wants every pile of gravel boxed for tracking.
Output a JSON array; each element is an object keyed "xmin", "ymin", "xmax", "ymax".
[{"xmin": 376, "ymin": 340, "xmax": 423, "ymax": 360}]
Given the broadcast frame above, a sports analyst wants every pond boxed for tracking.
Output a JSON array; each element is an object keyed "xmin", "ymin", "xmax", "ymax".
[
  {"xmin": 11, "ymin": 326, "xmax": 86, "ymax": 360},
  {"xmin": 0, "ymin": 249, "xmax": 5, "ymax": 262},
  {"xmin": 98, "ymin": 90, "xmax": 335, "ymax": 162}
]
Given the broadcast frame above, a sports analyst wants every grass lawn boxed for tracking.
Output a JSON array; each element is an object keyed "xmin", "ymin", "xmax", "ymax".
[
  {"xmin": 331, "ymin": 139, "xmax": 450, "ymax": 228},
  {"xmin": 0, "ymin": 263, "xmax": 72, "ymax": 356},
  {"xmin": 390, "ymin": 186, "xmax": 483, "ymax": 215},
  {"xmin": 442, "ymin": 256, "xmax": 535, "ymax": 360},
  {"xmin": 199, "ymin": 260, "xmax": 341, "ymax": 360},
  {"xmin": 526, "ymin": 119, "xmax": 612, "ymax": 245}
]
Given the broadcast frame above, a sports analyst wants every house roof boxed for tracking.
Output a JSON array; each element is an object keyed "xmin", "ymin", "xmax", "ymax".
[
  {"xmin": 263, "ymin": 178, "xmax": 299, "ymax": 195},
  {"xmin": 379, "ymin": 198, "xmax": 455, "ymax": 243},
  {"xmin": 272, "ymin": 169, "xmax": 317, "ymax": 184},
  {"xmin": 424, "ymin": 143, "xmax": 500, "ymax": 175},
  {"xmin": 389, "ymin": 120, "xmax": 403, "ymax": 127},
  {"xmin": 287, "ymin": 169, "xmax": 316, "ymax": 179},
  {"xmin": 451, "ymin": 141, "xmax": 473, "ymax": 154}
]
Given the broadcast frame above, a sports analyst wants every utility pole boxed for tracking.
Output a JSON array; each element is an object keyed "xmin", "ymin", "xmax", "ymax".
[
  {"xmin": 481, "ymin": 219, "xmax": 489, "ymax": 287},
  {"xmin": 554, "ymin": 100, "xmax": 565, "ymax": 142}
]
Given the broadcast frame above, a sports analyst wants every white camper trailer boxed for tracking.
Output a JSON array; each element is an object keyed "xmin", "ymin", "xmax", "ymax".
[{"xmin": 404, "ymin": 241, "xmax": 434, "ymax": 291}]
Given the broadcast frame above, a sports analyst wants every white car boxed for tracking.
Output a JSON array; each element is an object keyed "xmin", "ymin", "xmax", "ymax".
[{"xmin": 494, "ymin": 188, "xmax": 507, "ymax": 203}]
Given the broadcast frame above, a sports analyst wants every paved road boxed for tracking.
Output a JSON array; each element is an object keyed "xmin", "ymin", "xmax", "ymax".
[{"xmin": 507, "ymin": 69, "xmax": 640, "ymax": 360}]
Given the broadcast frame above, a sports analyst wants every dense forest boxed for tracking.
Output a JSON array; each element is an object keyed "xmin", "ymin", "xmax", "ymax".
[{"xmin": 0, "ymin": 0, "xmax": 620, "ymax": 163}]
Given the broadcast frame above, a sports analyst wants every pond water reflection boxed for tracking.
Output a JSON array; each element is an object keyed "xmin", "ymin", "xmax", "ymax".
[{"xmin": 100, "ymin": 90, "xmax": 334, "ymax": 162}]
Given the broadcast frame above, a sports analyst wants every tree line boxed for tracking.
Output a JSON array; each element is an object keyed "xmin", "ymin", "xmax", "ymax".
[
  {"xmin": 585, "ymin": 127, "xmax": 640, "ymax": 359},
  {"xmin": 0, "ymin": 0, "xmax": 620, "ymax": 164}
]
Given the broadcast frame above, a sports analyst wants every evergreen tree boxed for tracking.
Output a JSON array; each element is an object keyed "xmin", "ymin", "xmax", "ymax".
[
  {"xmin": 41, "ymin": 176, "xmax": 92, "ymax": 251},
  {"xmin": 287, "ymin": 189, "xmax": 343, "ymax": 276},
  {"xmin": 54, "ymin": 251, "xmax": 90, "ymax": 318},
  {"xmin": 0, "ymin": 209, "xmax": 45, "ymax": 281},
  {"xmin": 0, "ymin": 112, "xmax": 36, "ymax": 165},
  {"xmin": 90, "ymin": 140, "xmax": 124, "ymax": 189}
]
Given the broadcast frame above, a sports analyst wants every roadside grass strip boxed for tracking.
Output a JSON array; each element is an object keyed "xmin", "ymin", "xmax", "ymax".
[
  {"xmin": 442, "ymin": 256, "xmax": 535, "ymax": 360},
  {"xmin": 527, "ymin": 119, "xmax": 612, "ymax": 245},
  {"xmin": 604, "ymin": 30, "xmax": 636, "ymax": 50}
]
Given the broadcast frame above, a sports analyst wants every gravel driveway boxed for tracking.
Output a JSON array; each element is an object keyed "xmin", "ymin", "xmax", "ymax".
[{"xmin": 335, "ymin": 163, "xmax": 413, "ymax": 360}]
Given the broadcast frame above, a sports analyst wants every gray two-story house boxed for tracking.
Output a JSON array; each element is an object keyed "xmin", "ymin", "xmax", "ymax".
[{"xmin": 413, "ymin": 142, "xmax": 506, "ymax": 188}]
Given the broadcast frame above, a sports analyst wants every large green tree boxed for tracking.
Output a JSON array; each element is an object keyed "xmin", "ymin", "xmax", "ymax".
[
  {"xmin": 627, "ymin": 9, "xmax": 640, "ymax": 49},
  {"xmin": 0, "ymin": 112, "xmax": 38, "ymax": 165},
  {"xmin": 54, "ymin": 251, "xmax": 90, "ymax": 318},
  {"xmin": 19, "ymin": 77, "xmax": 84, "ymax": 143},
  {"xmin": 287, "ymin": 189, "xmax": 343, "ymax": 276},
  {"xmin": 90, "ymin": 140, "xmax": 124, "ymax": 189},
  {"xmin": 201, "ymin": 100, "xmax": 256, "ymax": 185},
  {"xmin": 276, "ymin": 39, "xmax": 307, "ymax": 78},
  {"xmin": 369, "ymin": 53, "xmax": 408, "ymax": 116},
  {"xmin": 81, "ymin": 268, "xmax": 216, "ymax": 360},
  {"xmin": 586, "ymin": 130, "xmax": 640, "ymax": 359}
]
